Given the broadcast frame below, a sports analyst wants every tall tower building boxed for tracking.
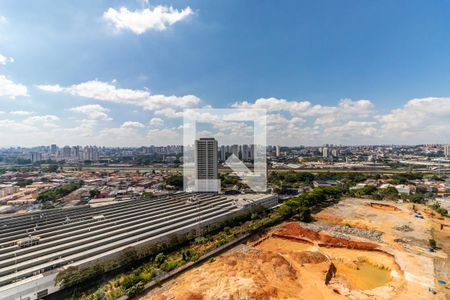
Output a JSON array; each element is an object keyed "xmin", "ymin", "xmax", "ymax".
[
  {"xmin": 322, "ymin": 147, "xmax": 329, "ymax": 158},
  {"xmin": 62, "ymin": 146, "xmax": 71, "ymax": 158},
  {"xmin": 50, "ymin": 144, "xmax": 58, "ymax": 154},
  {"xmin": 195, "ymin": 138, "xmax": 219, "ymax": 192},
  {"xmin": 220, "ymin": 145, "xmax": 226, "ymax": 162},
  {"xmin": 276, "ymin": 145, "xmax": 281, "ymax": 157},
  {"xmin": 445, "ymin": 144, "xmax": 450, "ymax": 158}
]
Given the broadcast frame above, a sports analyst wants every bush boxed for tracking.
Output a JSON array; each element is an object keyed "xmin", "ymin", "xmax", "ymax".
[
  {"xmin": 165, "ymin": 175, "xmax": 183, "ymax": 189},
  {"xmin": 429, "ymin": 239, "xmax": 437, "ymax": 248},
  {"xmin": 126, "ymin": 281, "xmax": 144, "ymax": 298},
  {"xmin": 122, "ymin": 274, "xmax": 140, "ymax": 290},
  {"xmin": 154, "ymin": 252, "xmax": 165, "ymax": 266},
  {"xmin": 160, "ymin": 260, "xmax": 180, "ymax": 272},
  {"xmin": 298, "ymin": 208, "xmax": 313, "ymax": 223},
  {"xmin": 138, "ymin": 271, "xmax": 153, "ymax": 282}
]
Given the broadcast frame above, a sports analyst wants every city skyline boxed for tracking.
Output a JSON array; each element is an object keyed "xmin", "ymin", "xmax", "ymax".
[{"xmin": 1, "ymin": 1, "xmax": 450, "ymax": 146}]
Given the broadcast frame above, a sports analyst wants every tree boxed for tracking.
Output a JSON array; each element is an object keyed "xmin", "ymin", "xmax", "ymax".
[
  {"xmin": 376, "ymin": 187, "xmax": 399, "ymax": 200},
  {"xmin": 298, "ymin": 208, "xmax": 313, "ymax": 223},
  {"xmin": 142, "ymin": 192, "xmax": 155, "ymax": 199},
  {"xmin": 89, "ymin": 189, "xmax": 100, "ymax": 199},
  {"xmin": 165, "ymin": 175, "xmax": 183, "ymax": 189},
  {"xmin": 154, "ymin": 252, "xmax": 166, "ymax": 266},
  {"xmin": 409, "ymin": 193, "xmax": 425, "ymax": 204},
  {"xmin": 15, "ymin": 179, "xmax": 33, "ymax": 187},
  {"xmin": 429, "ymin": 239, "xmax": 437, "ymax": 249}
]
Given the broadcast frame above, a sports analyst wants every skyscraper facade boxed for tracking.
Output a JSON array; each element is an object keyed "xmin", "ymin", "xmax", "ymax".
[{"xmin": 195, "ymin": 138, "xmax": 219, "ymax": 192}]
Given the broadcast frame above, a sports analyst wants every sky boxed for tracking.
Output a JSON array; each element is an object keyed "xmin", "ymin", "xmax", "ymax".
[{"xmin": 0, "ymin": 0, "xmax": 450, "ymax": 147}]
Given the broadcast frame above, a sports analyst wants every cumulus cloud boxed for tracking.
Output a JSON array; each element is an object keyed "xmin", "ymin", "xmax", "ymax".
[
  {"xmin": 121, "ymin": 121, "xmax": 145, "ymax": 129},
  {"xmin": 36, "ymin": 84, "xmax": 64, "ymax": 92},
  {"xmin": 149, "ymin": 117, "xmax": 163, "ymax": 126},
  {"xmin": 0, "ymin": 75, "xmax": 28, "ymax": 99},
  {"xmin": 69, "ymin": 104, "xmax": 112, "ymax": 120},
  {"xmin": 233, "ymin": 97, "xmax": 311, "ymax": 112},
  {"xmin": 23, "ymin": 115, "xmax": 60, "ymax": 128},
  {"xmin": 10, "ymin": 110, "xmax": 33, "ymax": 116},
  {"xmin": 0, "ymin": 54, "xmax": 14, "ymax": 65},
  {"xmin": 376, "ymin": 97, "xmax": 450, "ymax": 143},
  {"xmin": 147, "ymin": 128, "xmax": 182, "ymax": 145},
  {"xmin": 103, "ymin": 4, "xmax": 193, "ymax": 34},
  {"xmin": 37, "ymin": 80, "xmax": 200, "ymax": 111}
]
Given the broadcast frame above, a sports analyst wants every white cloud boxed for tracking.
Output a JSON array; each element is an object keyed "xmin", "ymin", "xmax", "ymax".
[
  {"xmin": 35, "ymin": 84, "xmax": 64, "ymax": 92},
  {"xmin": 103, "ymin": 5, "xmax": 193, "ymax": 34},
  {"xmin": 37, "ymin": 80, "xmax": 200, "ymax": 110},
  {"xmin": 0, "ymin": 54, "xmax": 14, "ymax": 65},
  {"xmin": 377, "ymin": 97, "xmax": 450, "ymax": 143},
  {"xmin": 147, "ymin": 128, "xmax": 182, "ymax": 145},
  {"xmin": 10, "ymin": 110, "xmax": 33, "ymax": 116},
  {"xmin": 69, "ymin": 104, "xmax": 112, "ymax": 120},
  {"xmin": 121, "ymin": 121, "xmax": 145, "ymax": 129},
  {"xmin": 154, "ymin": 107, "xmax": 184, "ymax": 118},
  {"xmin": 0, "ymin": 75, "xmax": 28, "ymax": 99},
  {"xmin": 23, "ymin": 115, "xmax": 60, "ymax": 128},
  {"xmin": 233, "ymin": 97, "xmax": 311, "ymax": 112},
  {"xmin": 149, "ymin": 117, "xmax": 163, "ymax": 126},
  {"xmin": 0, "ymin": 16, "xmax": 6, "ymax": 25}
]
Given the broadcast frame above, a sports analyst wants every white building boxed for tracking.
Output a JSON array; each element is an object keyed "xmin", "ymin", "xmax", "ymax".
[
  {"xmin": 445, "ymin": 144, "xmax": 450, "ymax": 158},
  {"xmin": 195, "ymin": 138, "xmax": 220, "ymax": 192}
]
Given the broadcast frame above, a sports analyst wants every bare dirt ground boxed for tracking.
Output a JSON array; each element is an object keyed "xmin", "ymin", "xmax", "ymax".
[{"xmin": 141, "ymin": 198, "xmax": 449, "ymax": 300}]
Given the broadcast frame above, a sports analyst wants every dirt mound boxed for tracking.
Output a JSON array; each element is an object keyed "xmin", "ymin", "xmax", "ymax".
[
  {"xmin": 145, "ymin": 246, "xmax": 302, "ymax": 300},
  {"xmin": 370, "ymin": 202, "xmax": 400, "ymax": 211},
  {"xmin": 276, "ymin": 222, "xmax": 320, "ymax": 240},
  {"xmin": 292, "ymin": 251, "xmax": 329, "ymax": 264},
  {"xmin": 318, "ymin": 233, "xmax": 378, "ymax": 250},
  {"xmin": 274, "ymin": 222, "xmax": 379, "ymax": 250}
]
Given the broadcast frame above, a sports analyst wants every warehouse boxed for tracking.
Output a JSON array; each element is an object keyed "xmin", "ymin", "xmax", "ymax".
[{"xmin": 0, "ymin": 192, "xmax": 277, "ymax": 300}]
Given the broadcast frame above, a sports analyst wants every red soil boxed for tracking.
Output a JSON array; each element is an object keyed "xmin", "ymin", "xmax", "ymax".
[{"xmin": 274, "ymin": 222, "xmax": 379, "ymax": 250}]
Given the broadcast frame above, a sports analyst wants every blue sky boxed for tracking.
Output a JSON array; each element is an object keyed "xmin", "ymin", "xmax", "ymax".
[{"xmin": 0, "ymin": 0, "xmax": 450, "ymax": 146}]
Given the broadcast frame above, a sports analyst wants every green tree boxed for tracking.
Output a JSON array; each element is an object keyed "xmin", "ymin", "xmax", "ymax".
[
  {"xmin": 298, "ymin": 208, "xmax": 313, "ymax": 223},
  {"xmin": 165, "ymin": 175, "xmax": 183, "ymax": 189},
  {"xmin": 154, "ymin": 252, "xmax": 166, "ymax": 266}
]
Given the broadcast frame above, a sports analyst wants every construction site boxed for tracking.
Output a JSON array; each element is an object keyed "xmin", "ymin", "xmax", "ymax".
[
  {"xmin": 143, "ymin": 198, "xmax": 450, "ymax": 300},
  {"xmin": 0, "ymin": 193, "xmax": 278, "ymax": 300}
]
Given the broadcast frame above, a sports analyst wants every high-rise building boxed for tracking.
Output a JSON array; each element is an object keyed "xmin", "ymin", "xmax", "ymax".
[
  {"xmin": 220, "ymin": 145, "xmax": 226, "ymax": 162},
  {"xmin": 72, "ymin": 146, "xmax": 80, "ymax": 158},
  {"xmin": 50, "ymin": 144, "xmax": 58, "ymax": 154},
  {"xmin": 445, "ymin": 144, "xmax": 450, "ymax": 158},
  {"xmin": 242, "ymin": 144, "xmax": 250, "ymax": 161},
  {"xmin": 30, "ymin": 152, "xmax": 42, "ymax": 162},
  {"xmin": 322, "ymin": 147, "xmax": 328, "ymax": 158},
  {"xmin": 249, "ymin": 144, "xmax": 255, "ymax": 160},
  {"xmin": 231, "ymin": 144, "xmax": 239, "ymax": 157},
  {"xmin": 62, "ymin": 146, "xmax": 71, "ymax": 158},
  {"xmin": 195, "ymin": 138, "xmax": 219, "ymax": 192},
  {"xmin": 276, "ymin": 145, "xmax": 281, "ymax": 157}
]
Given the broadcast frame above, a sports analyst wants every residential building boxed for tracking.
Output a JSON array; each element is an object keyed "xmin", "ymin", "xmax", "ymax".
[{"xmin": 195, "ymin": 138, "xmax": 219, "ymax": 192}]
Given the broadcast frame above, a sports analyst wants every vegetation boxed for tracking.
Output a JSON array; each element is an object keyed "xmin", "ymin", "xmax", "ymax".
[
  {"xmin": 142, "ymin": 192, "xmax": 156, "ymax": 200},
  {"xmin": 55, "ymin": 170, "xmax": 448, "ymax": 300},
  {"xmin": 431, "ymin": 203, "xmax": 449, "ymax": 217},
  {"xmin": 429, "ymin": 239, "xmax": 437, "ymax": 249},
  {"xmin": 15, "ymin": 178, "xmax": 33, "ymax": 187},
  {"xmin": 59, "ymin": 185, "xmax": 344, "ymax": 300},
  {"xmin": 89, "ymin": 189, "xmax": 100, "ymax": 199},
  {"xmin": 36, "ymin": 181, "xmax": 83, "ymax": 205},
  {"xmin": 165, "ymin": 175, "xmax": 183, "ymax": 189}
]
